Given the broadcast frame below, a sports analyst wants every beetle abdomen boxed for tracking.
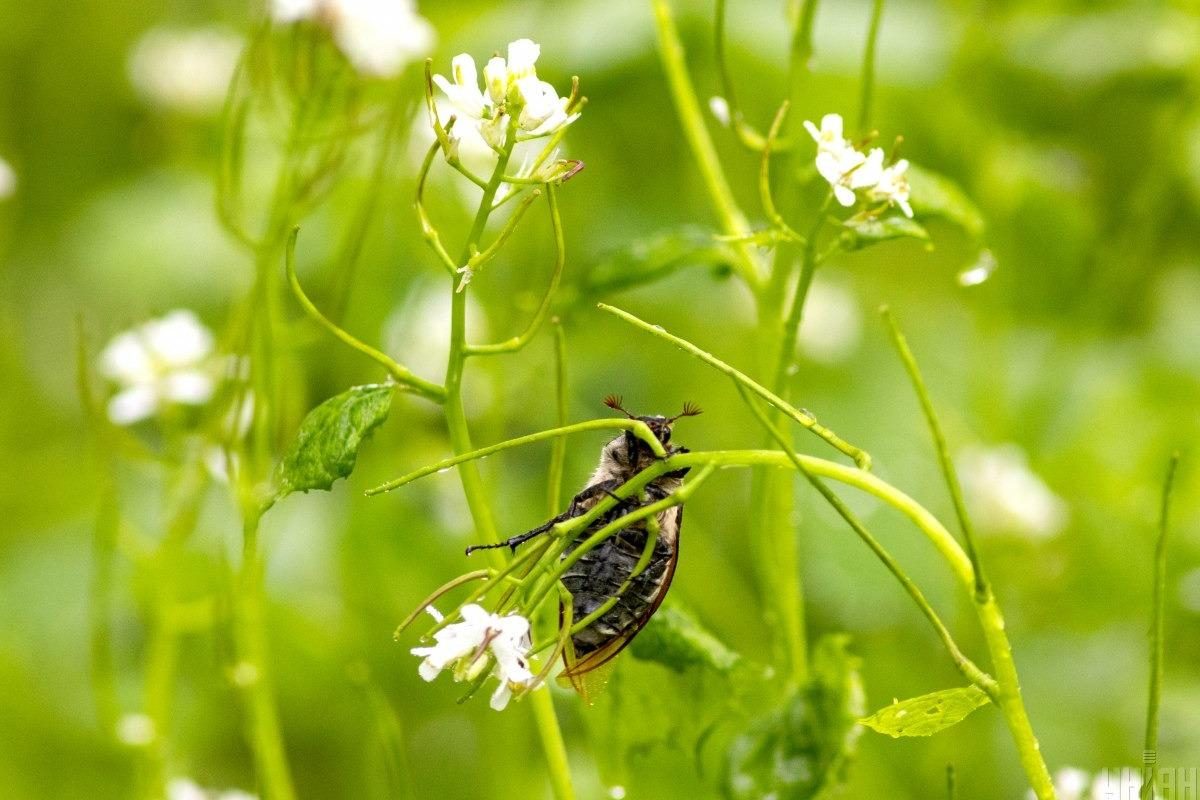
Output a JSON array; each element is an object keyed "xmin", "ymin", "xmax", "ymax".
[{"xmin": 562, "ymin": 513, "xmax": 676, "ymax": 656}]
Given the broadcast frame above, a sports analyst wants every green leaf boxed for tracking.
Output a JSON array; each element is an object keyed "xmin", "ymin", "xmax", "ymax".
[
  {"xmin": 724, "ymin": 635, "xmax": 866, "ymax": 800},
  {"xmin": 275, "ymin": 384, "xmax": 394, "ymax": 499},
  {"xmin": 859, "ymin": 685, "xmax": 991, "ymax": 738},
  {"xmin": 840, "ymin": 214, "xmax": 930, "ymax": 251},
  {"xmin": 629, "ymin": 604, "xmax": 741, "ymax": 674},
  {"xmin": 907, "ymin": 164, "xmax": 986, "ymax": 240}
]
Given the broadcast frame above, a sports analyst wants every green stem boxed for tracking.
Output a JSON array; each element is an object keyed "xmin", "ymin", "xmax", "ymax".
[
  {"xmin": 857, "ymin": 0, "xmax": 886, "ymax": 133},
  {"xmin": 649, "ymin": 0, "xmax": 762, "ymax": 290},
  {"xmin": 438, "ymin": 119, "xmax": 576, "ymax": 800},
  {"xmin": 1142, "ymin": 453, "xmax": 1180, "ymax": 800},
  {"xmin": 547, "ymin": 323, "xmax": 569, "ymax": 513},
  {"xmin": 237, "ymin": 508, "xmax": 297, "ymax": 800}
]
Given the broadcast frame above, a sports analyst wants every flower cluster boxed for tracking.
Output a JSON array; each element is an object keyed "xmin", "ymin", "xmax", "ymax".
[
  {"xmin": 804, "ymin": 113, "xmax": 912, "ymax": 217},
  {"xmin": 433, "ymin": 39, "xmax": 580, "ymax": 152},
  {"xmin": 98, "ymin": 310, "xmax": 217, "ymax": 426},
  {"xmin": 411, "ymin": 604, "xmax": 535, "ymax": 711},
  {"xmin": 271, "ymin": 0, "xmax": 434, "ymax": 77}
]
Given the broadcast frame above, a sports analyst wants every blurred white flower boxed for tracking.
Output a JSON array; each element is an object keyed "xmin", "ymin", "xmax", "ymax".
[
  {"xmin": 797, "ymin": 277, "xmax": 862, "ymax": 364},
  {"xmin": 128, "ymin": 27, "xmax": 242, "ymax": 114},
  {"xmin": 116, "ymin": 712, "xmax": 156, "ymax": 747},
  {"xmin": 803, "ymin": 113, "xmax": 913, "ymax": 216},
  {"xmin": 958, "ymin": 444, "xmax": 1069, "ymax": 540},
  {"xmin": 432, "ymin": 38, "xmax": 580, "ymax": 149},
  {"xmin": 168, "ymin": 778, "xmax": 257, "ymax": 800},
  {"xmin": 99, "ymin": 310, "xmax": 216, "ymax": 426},
  {"xmin": 1178, "ymin": 566, "xmax": 1200, "ymax": 614},
  {"xmin": 708, "ymin": 96, "xmax": 731, "ymax": 127},
  {"xmin": 0, "ymin": 156, "xmax": 15, "ymax": 200},
  {"xmin": 410, "ymin": 603, "xmax": 535, "ymax": 710},
  {"xmin": 271, "ymin": 0, "xmax": 434, "ymax": 77}
]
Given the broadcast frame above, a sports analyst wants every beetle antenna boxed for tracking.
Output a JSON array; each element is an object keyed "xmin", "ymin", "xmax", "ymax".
[
  {"xmin": 670, "ymin": 402, "xmax": 703, "ymax": 422},
  {"xmin": 603, "ymin": 394, "xmax": 634, "ymax": 418}
]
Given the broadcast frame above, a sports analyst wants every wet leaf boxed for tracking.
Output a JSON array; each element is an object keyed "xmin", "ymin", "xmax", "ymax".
[
  {"xmin": 275, "ymin": 384, "xmax": 394, "ymax": 498},
  {"xmin": 723, "ymin": 635, "xmax": 866, "ymax": 799},
  {"xmin": 571, "ymin": 226, "xmax": 733, "ymax": 301},
  {"xmin": 859, "ymin": 685, "xmax": 991, "ymax": 738}
]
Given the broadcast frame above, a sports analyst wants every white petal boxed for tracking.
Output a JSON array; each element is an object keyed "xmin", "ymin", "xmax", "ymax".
[
  {"xmin": 849, "ymin": 148, "xmax": 885, "ymax": 189},
  {"xmin": 833, "ymin": 184, "xmax": 857, "ymax": 207},
  {"xmin": 506, "ymin": 39, "xmax": 540, "ymax": 80},
  {"xmin": 819, "ymin": 113, "xmax": 844, "ymax": 139},
  {"xmin": 425, "ymin": 605, "xmax": 444, "ymax": 623},
  {"xmin": 145, "ymin": 310, "xmax": 214, "ymax": 367},
  {"xmin": 417, "ymin": 658, "xmax": 441, "ymax": 682},
  {"xmin": 162, "ymin": 370, "xmax": 215, "ymax": 404},
  {"xmin": 489, "ymin": 680, "xmax": 512, "ymax": 710},
  {"xmin": 108, "ymin": 385, "xmax": 160, "ymax": 425},
  {"xmin": 166, "ymin": 779, "xmax": 208, "ymax": 800},
  {"xmin": 803, "ymin": 119, "xmax": 821, "ymax": 142},
  {"xmin": 99, "ymin": 331, "xmax": 154, "ymax": 385},
  {"xmin": 483, "ymin": 57, "xmax": 507, "ymax": 104},
  {"xmin": 459, "ymin": 604, "xmax": 491, "ymax": 625}
]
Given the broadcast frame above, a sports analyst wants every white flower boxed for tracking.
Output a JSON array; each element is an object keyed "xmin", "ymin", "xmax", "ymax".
[
  {"xmin": 868, "ymin": 157, "xmax": 913, "ymax": 217},
  {"xmin": 0, "ymin": 156, "xmax": 15, "ymax": 200},
  {"xmin": 803, "ymin": 112, "xmax": 913, "ymax": 214},
  {"xmin": 168, "ymin": 778, "xmax": 258, "ymax": 800},
  {"xmin": 128, "ymin": 27, "xmax": 242, "ymax": 114},
  {"xmin": 410, "ymin": 603, "xmax": 535, "ymax": 711},
  {"xmin": 271, "ymin": 0, "xmax": 434, "ymax": 77},
  {"xmin": 958, "ymin": 444, "xmax": 1069, "ymax": 540},
  {"xmin": 99, "ymin": 310, "xmax": 216, "ymax": 426},
  {"xmin": 432, "ymin": 38, "xmax": 579, "ymax": 146}
]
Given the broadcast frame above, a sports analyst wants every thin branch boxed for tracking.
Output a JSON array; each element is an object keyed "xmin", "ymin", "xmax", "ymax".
[
  {"xmin": 857, "ymin": 0, "xmax": 887, "ymax": 133},
  {"xmin": 598, "ymin": 302, "xmax": 872, "ymax": 469},
  {"xmin": 881, "ymin": 307, "xmax": 988, "ymax": 600},
  {"xmin": 365, "ymin": 418, "xmax": 668, "ymax": 496},
  {"xmin": 284, "ymin": 228, "xmax": 447, "ymax": 402},
  {"xmin": 468, "ymin": 185, "xmax": 565, "ymax": 355}
]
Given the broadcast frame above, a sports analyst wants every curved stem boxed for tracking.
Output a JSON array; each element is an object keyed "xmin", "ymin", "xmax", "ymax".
[
  {"xmin": 737, "ymin": 383, "xmax": 998, "ymax": 698},
  {"xmin": 365, "ymin": 418, "xmax": 666, "ymax": 496},
  {"xmin": 547, "ymin": 322, "xmax": 569, "ymax": 512},
  {"xmin": 598, "ymin": 302, "xmax": 871, "ymax": 469},
  {"xmin": 649, "ymin": 0, "xmax": 763, "ymax": 291},
  {"xmin": 415, "ymin": 138, "xmax": 459, "ymax": 276},
  {"xmin": 285, "ymin": 228, "xmax": 447, "ymax": 402}
]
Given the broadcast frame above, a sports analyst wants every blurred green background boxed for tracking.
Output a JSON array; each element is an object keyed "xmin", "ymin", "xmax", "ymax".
[{"xmin": 1, "ymin": 0, "xmax": 1198, "ymax": 798}]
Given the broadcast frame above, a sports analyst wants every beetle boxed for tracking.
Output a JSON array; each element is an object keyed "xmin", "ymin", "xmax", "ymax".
[{"xmin": 466, "ymin": 395, "xmax": 700, "ymax": 691}]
